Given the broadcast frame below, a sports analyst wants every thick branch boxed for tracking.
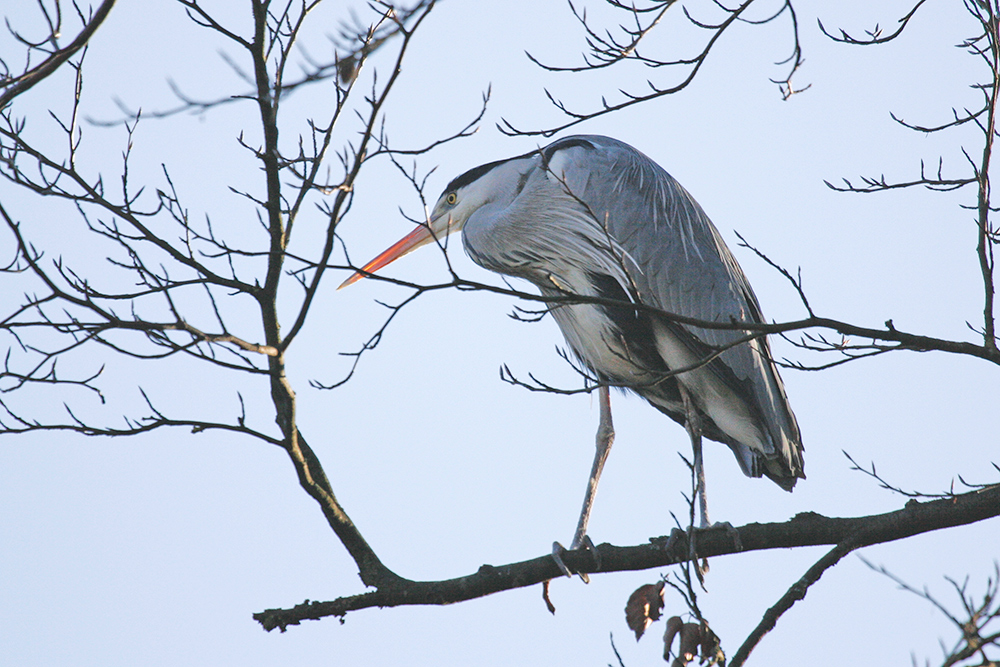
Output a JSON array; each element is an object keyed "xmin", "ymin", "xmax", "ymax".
[
  {"xmin": 253, "ymin": 483, "xmax": 1000, "ymax": 631},
  {"xmin": 242, "ymin": 1, "xmax": 440, "ymax": 592},
  {"xmin": 729, "ymin": 537, "xmax": 858, "ymax": 666}
]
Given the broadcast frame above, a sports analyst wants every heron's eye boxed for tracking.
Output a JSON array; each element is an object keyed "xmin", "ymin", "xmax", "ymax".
[{"xmin": 446, "ymin": 192, "xmax": 458, "ymax": 205}]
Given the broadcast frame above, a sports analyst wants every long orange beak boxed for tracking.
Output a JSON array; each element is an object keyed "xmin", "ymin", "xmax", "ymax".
[{"xmin": 338, "ymin": 215, "xmax": 452, "ymax": 289}]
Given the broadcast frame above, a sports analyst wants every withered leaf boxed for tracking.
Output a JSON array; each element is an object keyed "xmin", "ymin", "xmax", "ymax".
[
  {"xmin": 675, "ymin": 623, "xmax": 702, "ymax": 667},
  {"xmin": 664, "ymin": 619, "xmax": 723, "ymax": 667},
  {"xmin": 699, "ymin": 622, "xmax": 725, "ymax": 667},
  {"xmin": 624, "ymin": 581, "xmax": 665, "ymax": 640},
  {"xmin": 663, "ymin": 616, "xmax": 684, "ymax": 661}
]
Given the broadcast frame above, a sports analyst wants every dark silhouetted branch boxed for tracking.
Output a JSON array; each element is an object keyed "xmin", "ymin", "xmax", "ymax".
[{"xmin": 254, "ymin": 483, "xmax": 1000, "ymax": 631}]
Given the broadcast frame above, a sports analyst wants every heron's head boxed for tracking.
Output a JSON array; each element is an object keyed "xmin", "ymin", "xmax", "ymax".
[{"xmin": 338, "ymin": 154, "xmax": 530, "ymax": 289}]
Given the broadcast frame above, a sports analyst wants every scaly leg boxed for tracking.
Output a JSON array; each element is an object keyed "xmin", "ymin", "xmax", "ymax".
[
  {"xmin": 552, "ymin": 385, "xmax": 614, "ymax": 580},
  {"xmin": 572, "ymin": 384, "xmax": 615, "ymax": 548},
  {"xmin": 679, "ymin": 384, "xmax": 721, "ymax": 586},
  {"xmin": 679, "ymin": 384, "xmax": 709, "ymax": 528}
]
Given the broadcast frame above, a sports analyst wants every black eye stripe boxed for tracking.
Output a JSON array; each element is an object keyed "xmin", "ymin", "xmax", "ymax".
[
  {"xmin": 444, "ymin": 159, "xmax": 509, "ymax": 193},
  {"xmin": 443, "ymin": 138, "xmax": 596, "ymax": 196},
  {"xmin": 541, "ymin": 137, "xmax": 596, "ymax": 163},
  {"xmin": 443, "ymin": 148, "xmax": 539, "ymax": 194}
]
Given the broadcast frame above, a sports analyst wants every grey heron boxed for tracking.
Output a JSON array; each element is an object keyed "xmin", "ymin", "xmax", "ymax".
[{"xmin": 341, "ymin": 135, "xmax": 803, "ymax": 559}]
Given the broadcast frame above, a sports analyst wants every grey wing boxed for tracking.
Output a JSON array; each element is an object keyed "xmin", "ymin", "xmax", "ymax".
[{"xmin": 546, "ymin": 135, "xmax": 804, "ymax": 487}]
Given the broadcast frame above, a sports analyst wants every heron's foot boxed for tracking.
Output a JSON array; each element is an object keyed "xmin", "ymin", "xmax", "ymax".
[
  {"xmin": 689, "ymin": 520, "xmax": 742, "ymax": 550},
  {"xmin": 658, "ymin": 527, "xmax": 687, "ymax": 555},
  {"xmin": 551, "ymin": 541, "xmax": 574, "ymax": 578},
  {"xmin": 577, "ymin": 534, "xmax": 601, "ymax": 572},
  {"xmin": 683, "ymin": 521, "xmax": 741, "ymax": 585},
  {"xmin": 551, "ymin": 536, "xmax": 600, "ymax": 583},
  {"xmin": 710, "ymin": 520, "xmax": 741, "ymax": 550}
]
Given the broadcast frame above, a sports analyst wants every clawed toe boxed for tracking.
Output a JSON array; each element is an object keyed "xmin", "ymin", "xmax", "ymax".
[
  {"xmin": 579, "ymin": 535, "xmax": 601, "ymax": 568},
  {"xmin": 551, "ymin": 536, "xmax": 601, "ymax": 583},
  {"xmin": 551, "ymin": 541, "xmax": 574, "ymax": 578},
  {"xmin": 693, "ymin": 520, "xmax": 742, "ymax": 550}
]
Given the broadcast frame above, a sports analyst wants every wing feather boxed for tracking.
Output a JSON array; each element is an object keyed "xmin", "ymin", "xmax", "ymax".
[{"xmin": 545, "ymin": 135, "xmax": 804, "ymax": 486}]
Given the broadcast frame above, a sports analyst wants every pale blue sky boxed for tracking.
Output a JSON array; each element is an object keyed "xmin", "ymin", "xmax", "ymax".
[{"xmin": 1, "ymin": 1, "xmax": 995, "ymax": 665}]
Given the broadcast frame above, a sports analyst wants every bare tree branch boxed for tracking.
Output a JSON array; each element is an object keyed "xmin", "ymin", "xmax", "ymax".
[
  {"xmin": 253, "ymin": 483, "xmax": 1000, "ymax": 631},
  {"xmin": 501, "ymin": 0, "xmax": 807, "ymax": 137},
  {"xmin": 817, "ymin": 0, "xmax": 929, "ymax": 46},
  {"xmin": 0, "ymin": 0, "xmax": 116, "ymax": 109},
  {"xmin": 2, "ymin": 3, "xmax": 998, "ymax": 661},
  {"xmin": 859, "ymin": 558, "xmax": 1000, "ymax": 667},
  {"xmin": 824, "ymin": 0, "xmax": 999, "ymax": 353}
]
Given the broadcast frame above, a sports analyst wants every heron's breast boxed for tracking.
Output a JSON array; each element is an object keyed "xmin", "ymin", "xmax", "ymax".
[
  {"xmin": 542, "ymin": 271, "xmax": 664, "ymax": 386},
  {"xmin": 548, "ymin": 302, "xmax": 645, "ymax": 382}
]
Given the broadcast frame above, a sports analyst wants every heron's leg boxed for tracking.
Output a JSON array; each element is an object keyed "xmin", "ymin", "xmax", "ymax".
[
  {"xmin": 551, "ymin": 385, "xmax": 614, "ymax": 580},
  {"xmin": 678, "ymin": 384, "xmax": 714, "ymax": 585},
  {"xmin": 572, "ymin": 384, "xmax": 615, "ymax": 549},
  {"xmin": 679, "ymin": 385, "xmax": 710, "ymax": 529}
]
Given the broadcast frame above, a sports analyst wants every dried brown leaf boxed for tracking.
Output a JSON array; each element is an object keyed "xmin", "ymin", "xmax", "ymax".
[
  {"xmin": 674, "ymin": 623, "xmax": 703, "ymax": 667},
  {"xmin": 663, "ymin": 619, "xmax": 724, "ymax": 667},
  {"xmin": 625, "ymin": 582, "xmax": 665, "ymax": 640},
  {"xmin": 699, "ymin": 622, "xmax": 725, "ymax": 666},
  {"xmin": 663, "ymin": 616, "xmax": 684, "ymax": 660}
]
